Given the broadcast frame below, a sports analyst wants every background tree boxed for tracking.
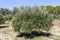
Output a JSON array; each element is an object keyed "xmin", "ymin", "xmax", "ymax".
[
  {"xmin": 0, "ymin": 8, "xmax": 12, "ymax": 15},
  {"xmin": 13, "ymin": 7, "xmax": 18, "ymax": 15},
  {"xmin": 56, "ymin": 6, "xmax": 60, "ymax": 14},
  {"xmin": 0, "ymin": 14, "xmax": 5, "ymax": 24}
]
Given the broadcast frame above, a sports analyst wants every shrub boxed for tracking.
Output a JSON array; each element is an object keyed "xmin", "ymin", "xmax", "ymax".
[
  {"xmin": 0, "ymin": 14, "xmax": 5, "ymax": 24},
  {"xmin": 5, "ymin": 14, "xmax": 12, "ymax": 21},
  {"xmin": 12, "ymin": 6, "xmax": 54, "ymax": 33}
]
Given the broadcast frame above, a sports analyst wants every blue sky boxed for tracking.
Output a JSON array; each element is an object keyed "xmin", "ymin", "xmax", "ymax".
[{"xmin": 0, "ymin": 0, "xmax": 60, "ymax": 10}]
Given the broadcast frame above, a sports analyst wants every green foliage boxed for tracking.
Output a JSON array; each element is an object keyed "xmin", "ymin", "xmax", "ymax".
[
  {"xmin": 12, "ymin": 6, "xmax": 54, "ymax": 33},
  {"xmin": 0, "ymin": 14, "xmax": 5, "ymax": 24},
  {"xmin": 13, "ymin": 7, "xmax": 18, "ymax": 15},
  {"xmin": 5, "ymin": 14, "xmax": 12, "ymax": 21},
  {"xmin": 46, "ymin": 6, "xmax": 60, "ymax": 15},
  {"xmin": 0, "ymin": 8, "xmax": 12, "ymax": 15}
]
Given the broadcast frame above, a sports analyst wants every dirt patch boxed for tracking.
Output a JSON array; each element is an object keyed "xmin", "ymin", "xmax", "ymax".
[{"xmin": 52, "ymin": 19, "xmax": 60, "ymax": 25}]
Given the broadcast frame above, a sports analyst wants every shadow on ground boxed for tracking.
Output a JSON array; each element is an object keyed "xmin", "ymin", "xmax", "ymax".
[
  {"xmin": 0, "ymin": 26, "xmax": 9, "ymax": 28},
  {"xmin": 17, "ymin": 31, "xmax": 52, "ymax": 39}
]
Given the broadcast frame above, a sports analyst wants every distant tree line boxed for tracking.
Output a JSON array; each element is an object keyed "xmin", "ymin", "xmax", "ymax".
[{"xmin": 0, "ymin": 6, "xmax": 60, "ymax": 15}]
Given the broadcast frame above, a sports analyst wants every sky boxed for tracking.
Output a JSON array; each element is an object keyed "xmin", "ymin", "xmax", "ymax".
[{"xmin": 0, "ymin": 0, "xmax": 60, "ymax": 10}]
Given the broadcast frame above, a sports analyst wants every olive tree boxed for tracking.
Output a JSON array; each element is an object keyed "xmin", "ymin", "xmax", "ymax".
[{"xmin": 12, "ymin": 6, "xmax": 54, "ymax": 33}]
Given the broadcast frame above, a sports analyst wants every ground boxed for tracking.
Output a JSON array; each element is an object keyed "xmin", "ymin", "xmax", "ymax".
[
  {"xmin": 0, "ymin": 21, "xmax": 17, "ymax": 40},
  {"xmin": 0, "ymin": 20, "xmax": 60, "ymax": 40}
]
